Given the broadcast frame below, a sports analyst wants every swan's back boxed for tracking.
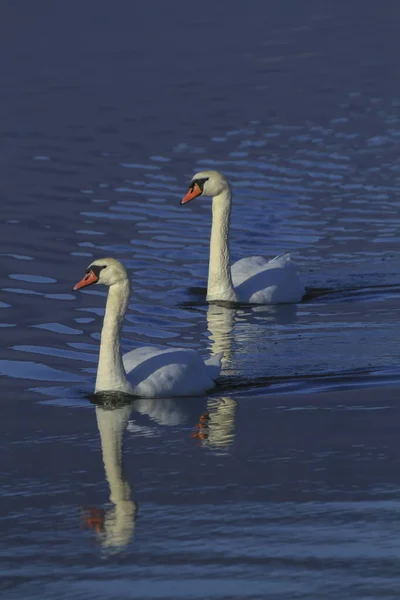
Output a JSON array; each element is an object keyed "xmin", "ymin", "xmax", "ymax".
[
  {"xmin": 122, "ymin": 346, "xmax": 222, "ymax": 398},
  {"xmin": 231, "ymin": 253, "xmax": 304, "ymax": 304}
]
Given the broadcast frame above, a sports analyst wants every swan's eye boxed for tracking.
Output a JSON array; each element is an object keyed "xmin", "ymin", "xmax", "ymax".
[
  {"xmin": 88, "ymin": 265, "xmax": 107, "ymax": 278},
  {"xmin": 191, "ymin": 177, "xmax": 209, "ymax": 192}
]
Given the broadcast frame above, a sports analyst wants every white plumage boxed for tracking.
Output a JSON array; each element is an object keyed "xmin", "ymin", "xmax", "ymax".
[
  {"xmin": 73, "ymin": 257, "xmax": 222, "ymax": 398},
  {"xmin": 181, "ymin": 170, "xmax": 305, "ymax": 304}
]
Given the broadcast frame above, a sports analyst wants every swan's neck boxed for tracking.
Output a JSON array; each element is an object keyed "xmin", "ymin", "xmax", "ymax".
[
  {"xmin": 207, "ymin": 187, "xmax": 237, "ymax": 302},
  {"xmin": 95, "ymin": 281, "xmax": 131, "ymax": 393}
]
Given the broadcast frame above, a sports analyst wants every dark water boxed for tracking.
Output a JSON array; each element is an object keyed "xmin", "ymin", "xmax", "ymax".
[{"xmin": 2, "ymin": 2, "xmax": 400, "ymax": 598}]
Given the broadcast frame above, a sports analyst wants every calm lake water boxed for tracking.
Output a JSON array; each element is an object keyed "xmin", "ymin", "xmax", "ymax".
[{"xmin": 2, "ymin": 2, "xmax": 400, "ymax": 599}]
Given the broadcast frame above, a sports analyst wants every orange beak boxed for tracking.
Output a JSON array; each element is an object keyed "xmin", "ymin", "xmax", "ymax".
[
  {"xmin": 180, "ymin": 182, "xmax": 202, "ymax": 205},
  {"xmin": 73, "ymin": 269, "xmax": 99, "ymax": 291}
]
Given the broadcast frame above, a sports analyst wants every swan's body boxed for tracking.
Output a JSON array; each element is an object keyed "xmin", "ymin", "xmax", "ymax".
[
  {"xmin": 181, "ymin": 170, "xmax": 305, "ymax": 304},
  {"xmin": 121, "ymin": 346, "xmax": 222, "ymax": 398},
  {"xmin": 73, "ymin": 258, "xmax": 222, "ymax": 397},
  {"xmin": 230, "ymin": 252, "xmax": 303, "ymax": 304}
]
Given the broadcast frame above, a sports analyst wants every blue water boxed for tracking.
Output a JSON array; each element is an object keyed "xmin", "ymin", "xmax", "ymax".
[{"xmin": 2, "ymin": 2, "xmax": 400, "ymax": 598}]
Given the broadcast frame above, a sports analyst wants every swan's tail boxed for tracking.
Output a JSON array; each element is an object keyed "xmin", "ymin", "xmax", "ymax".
[
  {"xmin": 270, "ymin": 252, "xmax": 292, "ymax": 264},
  {"xmin": 204, "ymin": 352, "xmax": 223, "ymax": 380}
]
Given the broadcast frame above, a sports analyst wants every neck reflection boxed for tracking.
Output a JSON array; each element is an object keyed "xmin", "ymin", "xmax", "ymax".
[{"xmin": 84, "ymin": 395, "xmax": 137, "ymax": 553}]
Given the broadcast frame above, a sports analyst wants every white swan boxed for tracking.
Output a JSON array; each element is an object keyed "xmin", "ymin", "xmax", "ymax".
[
  {"xmin": 73, "ymin": 258, "xmax": 222, "ymax": 397},
  {"xmin": 181, "ymin": 170, "xmax": 305, "ymax": 304}
]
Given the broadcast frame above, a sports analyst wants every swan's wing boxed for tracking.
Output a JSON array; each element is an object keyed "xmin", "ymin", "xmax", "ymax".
[
  {"xmin": 231, "ymin": 253, "xmax": 292, "ymax": 283},
  {"xmin": 122, "ymin": 346, "xmax": 221, "ymax": 398},
  {"xmin": 266, "ymin": 252, "xmax": 293, "ymax": 266},
  {"xmin": 122, "ymin": 346, "xmax": 167, "ymax": 375},
  {"xmin": 231, "ymin": 253, "xmax": 304, "ymax": 304},
  {"xmin": 231, "ymin": 255, "xmax": 271, "ymax": 285}
]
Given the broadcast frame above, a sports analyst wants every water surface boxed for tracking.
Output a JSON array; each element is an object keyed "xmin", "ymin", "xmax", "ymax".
[{"xmin": 2, "ymin": 2, "xmax": 400, "ymax": 599}]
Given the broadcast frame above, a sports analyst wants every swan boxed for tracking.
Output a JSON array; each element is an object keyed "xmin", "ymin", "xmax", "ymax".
[
  {"xmin": 72, "ymin": 258, "xmax": 223, "ymax": 397},
  {"xmin": 181, "ymin": 170, "xmax": 305, "ymax": 304}
]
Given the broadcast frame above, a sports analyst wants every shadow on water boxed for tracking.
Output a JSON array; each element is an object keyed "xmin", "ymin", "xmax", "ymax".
[
  {"xmin": 187, "ymin": 282, "xmax": 400, "ymax": 306},
  {"xmin": 217, "ymin": 365, "xmax": 400, "ymax": 396},
  {"xmin": 303, "ymin": 283, "xmax": 400, "ymax": 303}
]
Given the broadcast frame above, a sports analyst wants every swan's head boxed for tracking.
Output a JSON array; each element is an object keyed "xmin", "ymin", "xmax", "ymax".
[
  {"xmin": 73, "ymin": 257, "xmax": 128, "ymax": 291},
  {"xmin": 181, "ymin": 170, "xmax": 230, "ymax": 204}
]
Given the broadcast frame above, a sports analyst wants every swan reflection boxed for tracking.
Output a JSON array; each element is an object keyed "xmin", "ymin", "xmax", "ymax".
[
  {"xmin": 203, "ymin": 298, "xmax": 298, "ymax": 451},
  {"xmin": 202, "ymin": 304, "xmax": 237, "ymax": 450},
  {"xmin": 83, "ymin": 397, "xmax": 137, "ymax": 553},
  {"xmin": 192, "ymin": 396, "xmax": 236, "ymax": 452},
  {"xmin": 207, "ymin": 303, "xmax": 235, "ymax": 367},
  {"xmin": 133, "ymin": 395, "xmax": 237, "ymax": 453},
  {"xmin": 206, "ymin": 299, "xmax": 298, "ymax": 370},
  {"xmin": 84, "ymin": 387, "xmax": 239, "ymax": 551},
  {"xmin": 133, "ymin": 398, "xmax": 189, "ymax": 426}
]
